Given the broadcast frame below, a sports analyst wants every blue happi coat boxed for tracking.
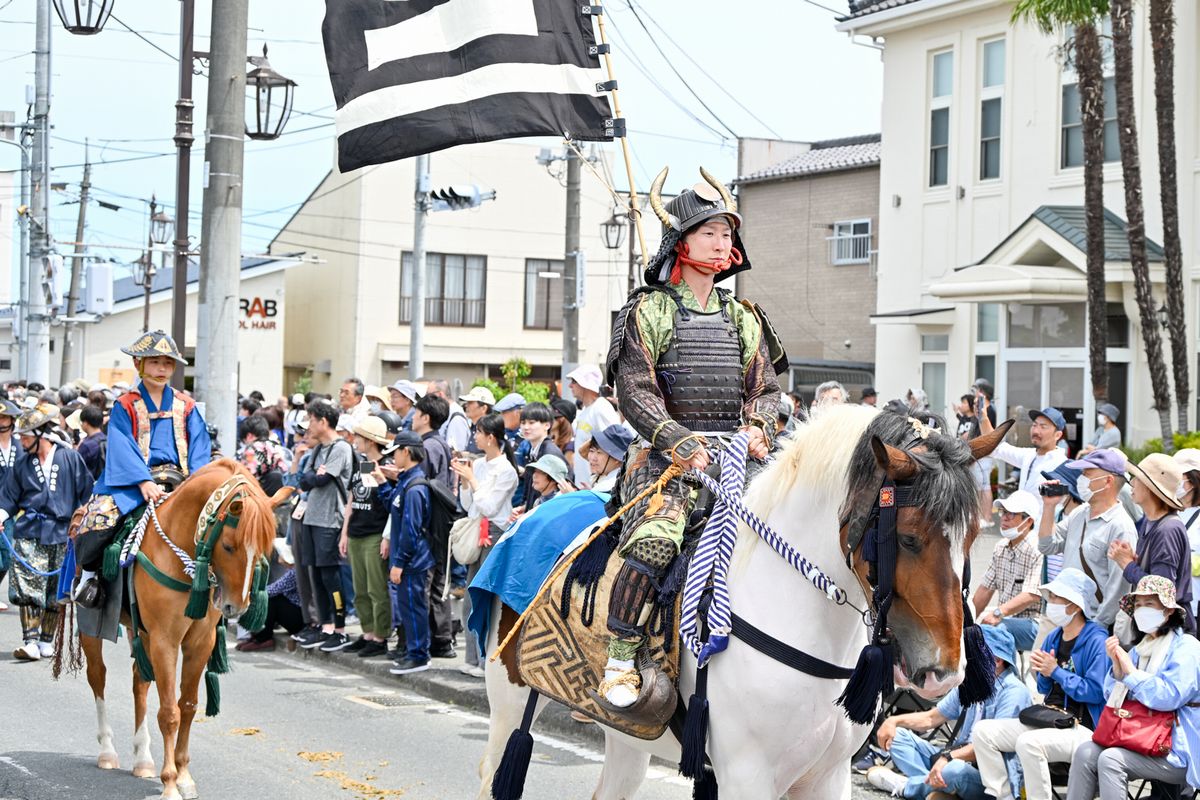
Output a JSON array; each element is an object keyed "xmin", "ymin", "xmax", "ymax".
[
  {"xmin": 0, "ymin": 445, "xmax": 94, "ymax": 545},
  {"xmin": 92, "ymin": 383, "xmax": 211, "ymax": 515}
]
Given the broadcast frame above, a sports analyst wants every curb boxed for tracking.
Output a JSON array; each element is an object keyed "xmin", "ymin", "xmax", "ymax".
[{"xmin": 273, "ymin": 633, "xmax": 606, "ymax": 748}]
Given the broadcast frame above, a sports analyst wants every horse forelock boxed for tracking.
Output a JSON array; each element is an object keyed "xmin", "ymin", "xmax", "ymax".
[
  {"xmin": 220, "ymin": 459, "xmax": 277, "ymax": 558},
  {"xmin": 845, "ymin": 411, "xmax": 978, "ymax": 540}
]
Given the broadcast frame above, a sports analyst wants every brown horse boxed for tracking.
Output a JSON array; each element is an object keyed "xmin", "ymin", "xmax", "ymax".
[{"xmin": 77, "ymin": 459, "xmax": 291, "ymax": 800}]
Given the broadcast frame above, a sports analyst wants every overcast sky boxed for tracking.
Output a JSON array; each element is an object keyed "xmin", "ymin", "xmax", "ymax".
[{"xmin": 0, "ymin": 0, "xmax": 883, "ymax": 280}]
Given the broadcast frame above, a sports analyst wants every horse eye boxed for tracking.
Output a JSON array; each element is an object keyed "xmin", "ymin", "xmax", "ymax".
[
  {"xmin": 221, "ymin": 543, "xmax": 234, "ymax": 554},
  {"xmin": 898, "ymin": 534, "xmax": 921, "ymax": 553}
]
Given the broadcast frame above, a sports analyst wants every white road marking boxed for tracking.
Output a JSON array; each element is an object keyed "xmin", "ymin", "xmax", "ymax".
[{"xmin": 0, "ymin": 756, "xmax": 34, "ymax": 776}]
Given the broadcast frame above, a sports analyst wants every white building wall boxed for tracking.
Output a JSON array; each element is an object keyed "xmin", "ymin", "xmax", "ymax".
[{"xmin": 0, "ymin": 170, "xmax": 13, "ymax": 308}]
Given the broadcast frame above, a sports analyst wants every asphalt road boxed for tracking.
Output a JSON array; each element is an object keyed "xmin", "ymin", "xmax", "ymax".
[{"xmin": 0, "ymin": 640, "xmax": 694, "ymax": 800}]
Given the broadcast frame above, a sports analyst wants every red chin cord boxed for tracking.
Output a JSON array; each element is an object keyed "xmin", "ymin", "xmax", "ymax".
[{"xmin": 669, "ymin": 242, "xmax": 743, "ymax": 285}]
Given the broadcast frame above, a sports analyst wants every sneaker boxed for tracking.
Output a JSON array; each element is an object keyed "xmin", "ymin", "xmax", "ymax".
[
  {"xmin": 357, "ymin": 640, "xmax": 388, "ymax": 658},
  {"xmin": 430, "ymin": 645, "xmax": 457, "ymax": 659},
  {"xmin": 38, "ymin": 641, "xmax": 55, "ymax": 659},
  {"xmin": 13, "ymin": 640, "xmax": 41, "ymax": 661},
  {"xmin": 0, "ymin": 600, "xmax": 8, "ymax": 611},
  {"xmin": 318, "ymin": 632, "xmax": 353, "ymax": 652},
  {"xmin": 345, "ymin": 614, "xmax": 360, "ymax": 627},
  {"xmin": 866, "ymin": 766, "xmax": 908, "ymax": 796},
  {"xmin": 853, "ymin": 746, "xmax": 889, "ymax": 774},
  {"xmin": 291, "ymin": 625, "xmax": 318, "ymax": 643},
  {"xmin": 343, "ymin": 636, "xmax": 370, "ymax": 654},
  {"xmin": 458, "ymin": 663, "xmax": 485, "ymax": 679},
  {"xmin": 389, "ymin": 658, "xmax": 430, "ymax": 675},
  {"xmin": 297, "ymin": 629, "xmax": 327, "ymax": 649}
]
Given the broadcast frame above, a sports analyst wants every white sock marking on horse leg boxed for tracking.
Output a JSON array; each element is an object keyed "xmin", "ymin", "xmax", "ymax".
[
  {"xmin": 132, "ymin": 719, "xmax": 152, "ymax": 765},
  {"xmin": 94, "ymin": 696, "xmax": 119, "ymax": 762}
]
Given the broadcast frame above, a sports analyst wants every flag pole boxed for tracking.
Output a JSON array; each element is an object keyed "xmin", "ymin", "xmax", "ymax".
[{"xmin": 594, "ymin": 6, "xmax": 649, "ymax": 269}]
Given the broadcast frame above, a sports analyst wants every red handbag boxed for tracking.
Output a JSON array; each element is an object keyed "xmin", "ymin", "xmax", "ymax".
[{"xmin": 1092, "ymin": 698, "xmax": 1175, "ymax": 757}]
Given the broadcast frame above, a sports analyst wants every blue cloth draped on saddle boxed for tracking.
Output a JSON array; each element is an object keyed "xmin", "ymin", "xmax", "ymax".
[
  {"xmin": 467, "ymin": 491, "xmax": 609, "ymax": 651},
  {"xmin": 93, "ymin": 383, "xmax": 210, "ymax": 515}
]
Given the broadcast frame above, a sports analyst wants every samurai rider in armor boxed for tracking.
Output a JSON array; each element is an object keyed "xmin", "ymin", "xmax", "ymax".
[
  {"xmin": 0, "ymin": 404, "xmax": 94, "ymax": 660},
  {"xmin": 597, "ymin": 168, "xmax": 784, "ymax": 711},
  {"xmin": 72, "ymin": 330, "xmax": 211, "ymax": 609}
]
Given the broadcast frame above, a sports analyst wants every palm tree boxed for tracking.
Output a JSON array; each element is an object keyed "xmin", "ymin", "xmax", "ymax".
[
  {"xmin": 1112, "ymin": 0, "xmax": 1175, "ymax": 448},
  {"xmin": 1011, "ymin": 1, "xmax": 1111, "ymax": 405},
  {"xmin": 1149, "ymin": 0, "xmax": 1189, "ymax": 432}
]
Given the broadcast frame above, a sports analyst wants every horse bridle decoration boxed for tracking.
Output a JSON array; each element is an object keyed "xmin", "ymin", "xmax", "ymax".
[{"xmin": 835, "ymin": 427, "xmax": 996, "ymax": 725}]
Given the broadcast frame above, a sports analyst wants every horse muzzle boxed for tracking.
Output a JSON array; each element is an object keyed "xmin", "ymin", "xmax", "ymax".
[{"xmin": 894, "ymin": 661, "xmax": 964, "ymax": 699}]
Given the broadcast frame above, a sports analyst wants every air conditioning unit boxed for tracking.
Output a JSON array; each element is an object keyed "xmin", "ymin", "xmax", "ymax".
[{"xmin": 85, "ymin": 261, "xmax": 114, "ymax": 316}]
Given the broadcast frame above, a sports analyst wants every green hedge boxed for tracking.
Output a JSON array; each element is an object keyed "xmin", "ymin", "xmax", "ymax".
[{"xmin": 1121, "ymin": 431, "xmax": 1200, "ymax": 464}]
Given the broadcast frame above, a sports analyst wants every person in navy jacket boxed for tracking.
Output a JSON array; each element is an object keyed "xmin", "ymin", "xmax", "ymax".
[{"xmin": 385, "ymin": 431, "xmax": 432, "ymax": 675}]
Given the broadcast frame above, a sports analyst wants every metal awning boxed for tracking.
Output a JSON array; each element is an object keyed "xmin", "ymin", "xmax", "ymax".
[
  {"xmin": 929, "ymin": 264, "xmax": 1087, "ymax": 303},
  {"xmin": 869, "ymin": 306, "xmax": 956, "ymax": 325}
]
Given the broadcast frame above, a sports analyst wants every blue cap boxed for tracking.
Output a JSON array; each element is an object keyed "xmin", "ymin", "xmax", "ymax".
[
  {"xmin": 1065, "ymin": 448, "xmax": 1128, "ymax": 476},
  {"xmin": 494, "ymin": 393, "xmax": 527, "ymax": 413},
  {"xmin": 1042, "ymin": 463, "xmax": 1083, "ymax": 502},
  {"xmin": 979, "ymin": 622, "xmax": 1018, "ymax": 668},
  {"xmin": 593, "ymin": 424, "xmax": 634, "ymax": 461},
  {"xmin": 1030, "ymin": 407, "xmax": 1066, "ymax": 431}
]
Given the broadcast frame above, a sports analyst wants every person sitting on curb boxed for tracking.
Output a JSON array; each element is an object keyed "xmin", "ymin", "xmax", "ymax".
[
  {"xmin": 972, "ymin": 568, "xmax": 1108, "ymax": 800},
  {"xmin": 972, "ymin": 490, "xmax": 1044, "ymax": 653},
  {"xmin": 866, "ymin": 624, "xmax": 1032, "ymax": 799}
]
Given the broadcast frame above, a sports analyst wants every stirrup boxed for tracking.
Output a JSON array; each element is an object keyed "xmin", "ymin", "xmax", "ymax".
[
  {"xmin": 73, "ymin": 577, "xmax": 106, "ymax": 609},
  {"xmin": 588, "ymin": 663, "xmax": 675, "ymax": 726}
]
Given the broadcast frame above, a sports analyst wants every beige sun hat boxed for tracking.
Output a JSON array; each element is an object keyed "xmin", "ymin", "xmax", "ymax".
[
  {"xmin": 352, "ymin": 415, "xmax": 392, "ymax": 447},
  {"xmin": 1127, "ymin": 452, "xmax": 1185, "ymax": 511}
]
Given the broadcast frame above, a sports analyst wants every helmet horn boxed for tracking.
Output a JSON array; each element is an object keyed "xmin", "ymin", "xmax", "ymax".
[
  {"xmin": 648, "ymin": 167, "xmax": 671, "ymax": 227},
  {"xmin": 699, "ymin": 167, "xmax": 736, "ymax": 214}
]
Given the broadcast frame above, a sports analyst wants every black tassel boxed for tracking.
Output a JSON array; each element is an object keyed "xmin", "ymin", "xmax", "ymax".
[
  {"xmin": 491, "ymin": 729, "xmax": 534, "ymax": 800},
  {"xmin": 692, "ymin": 766, "xmax": 718, "ymax": 800},
  {"xmin": 957, "ymin": 622, "xmax": 996, "ymax": 706},
  {"xmin": 835, "ymin": 641, "xmax": 891, "ymax": 725},
  {"xmin": 558, "ymin": 529, "xmax": 616, "ymax": 624},
  {"xmin": 679, "ymin": 694, "xmax": 710, "ymax": 780}
]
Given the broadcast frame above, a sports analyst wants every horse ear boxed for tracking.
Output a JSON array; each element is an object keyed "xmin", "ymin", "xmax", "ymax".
[
  {"xmin": 968, "ymin": 418, "xmax": 1015, "ymax": 461},
  {"xmin": 870, "ymin": 436, "xmax": 918, "ymax": 481},
  {"xmin": 268, "ymin": 486, "xmax": 296, "ymax": 509}
]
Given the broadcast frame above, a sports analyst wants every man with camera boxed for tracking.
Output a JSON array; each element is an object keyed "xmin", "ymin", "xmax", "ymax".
[
  {"xmin": 978, "ymin": 399, "xmax": 1067, "ymax": 525},
  {"xmin": 1036, "ymin": 449, "xmax": 1137, "ymax": 629}
]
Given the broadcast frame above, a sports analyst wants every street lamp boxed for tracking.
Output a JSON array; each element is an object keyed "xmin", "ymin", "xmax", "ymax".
[
  {"xmin": 132, "ymin": 196, "xmax": 173, "ymax": 333},
  {"xmin": 150, "ymin": 207, "xmax": 174, "ymax": 248},
  {"xmin": 245, "ymin": 45, "xmax": 297, "ymax": 141},
  {"xmin": 1158, "ymin": 301, "xmax": 1170, "ymax": 329},
  {"xmin": 600, "ymin": 210, "xmax": 627, "ymax": 250},
  {"xmin": 51, "ymin": 0, "xmax": 113, "ymax": 35}
]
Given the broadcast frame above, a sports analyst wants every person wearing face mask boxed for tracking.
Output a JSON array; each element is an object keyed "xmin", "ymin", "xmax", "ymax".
[
  {"xmin": 1080, "ymin": 403, "xmax": 1123, "ymax": 454},
  {"xmin": 1037, "ymin": 449, "xmax": 1137, "ymax": 629},
  {"xmin": 1173, "ymin": 449, "xmax": 1200, "ymax": 618},
  {"xmin": 1067, "ymin": 575, "xmax": 1200, "ymax": 800},
  {"xmin": 972, "ymin": 490, "xmax": 1045, "ymax": 653},
  {"xmin": 1108, "ymin": 454, "xmax": 1194, "ymax": 633},
  {"xmin": 973, "ymin": 568, "xmax": 1108, "ymax": 800}
]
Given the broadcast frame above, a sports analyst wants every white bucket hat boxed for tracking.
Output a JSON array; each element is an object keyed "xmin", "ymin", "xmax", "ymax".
[
  {"xmin": 1040, "ymin": 567, "xmax": 1098, "ymax": 617},
  {"xmin": 566, "ymin": 363, "xmax": 603, "ymax": 395}
]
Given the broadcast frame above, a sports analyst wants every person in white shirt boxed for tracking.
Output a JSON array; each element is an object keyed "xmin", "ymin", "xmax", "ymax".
[
  {"xmin": 566, "ymin": 363, "xmax": 620, "ymax": 488},
  {"xmin": 978, "ymin": 399, "xmax": 1068, "ymax": 525}
]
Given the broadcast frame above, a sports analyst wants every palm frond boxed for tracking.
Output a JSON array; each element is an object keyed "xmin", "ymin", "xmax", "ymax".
[{"xmin": 1011, "ymin": 0, "xmax": 1111, "ymax": 33}]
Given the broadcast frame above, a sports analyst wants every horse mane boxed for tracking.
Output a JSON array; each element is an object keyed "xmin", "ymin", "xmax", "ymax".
[{"xmin": 189, "ymin": 458, "xmax": 278, "ymax": 559}]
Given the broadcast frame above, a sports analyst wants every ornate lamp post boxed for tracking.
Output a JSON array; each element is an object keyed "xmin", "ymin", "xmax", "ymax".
[
  {"xmin": 132, "ymin": 196, "xmax": 173, "ymax": 333},
  {"xmin": 245, "ymin": 45, "xmax": 297, "ymax": 141},
  {"xmin": 600, "ymin": 209, "xmax": 627, "ymax": 251},
  {"xmin": 51, "ymin": 0, "xmax": 113, "ymax": 35}
]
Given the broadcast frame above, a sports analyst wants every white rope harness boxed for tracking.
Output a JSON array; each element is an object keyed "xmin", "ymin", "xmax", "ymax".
[{"xmin": 119, "ymin": 498, "xmax": 196, "ymax": 578}]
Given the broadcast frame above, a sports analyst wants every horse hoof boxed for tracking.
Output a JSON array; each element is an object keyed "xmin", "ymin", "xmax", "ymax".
[
  {"xmin": 97, "ymin": 753, "xmax": 120, "ymax": 770},
  {"xmin": 160, "ymin": 789, "xmax": 183, "ymax": 800},
  {"xmin": 178, "ymin": 779, "xmax": 199, "ymax": 800},
  {"xmin": 132, "ymin": 762, "xmax": 157, "ymax": 779}
]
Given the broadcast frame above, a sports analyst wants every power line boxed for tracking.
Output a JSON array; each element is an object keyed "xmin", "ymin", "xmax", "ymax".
[{"xmin": 109, "ymin": 14, "xmax": 179, "ymax": 62}]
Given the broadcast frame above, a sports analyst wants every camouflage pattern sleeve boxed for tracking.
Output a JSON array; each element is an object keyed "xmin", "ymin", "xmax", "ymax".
[{"xmin": 729, "ymin": 299, "xmax": 781, "ymax": 445}]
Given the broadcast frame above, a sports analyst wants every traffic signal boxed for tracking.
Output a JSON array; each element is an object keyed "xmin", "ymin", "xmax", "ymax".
[{"xmin": 429, "ymin": 185, "xmax": 497, "ymax": 212}]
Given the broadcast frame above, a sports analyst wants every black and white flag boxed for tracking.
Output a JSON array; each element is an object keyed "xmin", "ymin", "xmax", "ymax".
[{"xmin": 323, "ymin": 0, "xmax": 616, "ymax": 172}]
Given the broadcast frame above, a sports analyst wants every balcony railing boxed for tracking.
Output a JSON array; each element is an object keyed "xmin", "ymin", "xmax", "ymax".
[{"xmin": 828, "ymin": 232, "xmax": 872, "ymax": 265}]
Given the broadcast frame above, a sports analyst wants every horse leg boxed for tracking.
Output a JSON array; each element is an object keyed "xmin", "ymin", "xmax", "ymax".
[
  {"xmin": 148, "ymin": 631, "xmax": 184, "ymax": 800},
  {"xmin": 591, "ymin": 732, "xmax": 650, "ymax": 800},
  {"xmin": 172, "ymin": 623, "xmax": 213, "ymax": 800},
  {"xmin": 132, "ymin": 663, "xmax": 156, "ymax": 778},
  {"xmin": 81, "ymin": 635, "xmax": 120, "ymax": 771},
  {"xmin": 784, "ymin": 762, "xmax": 852, "ymax": 800}
]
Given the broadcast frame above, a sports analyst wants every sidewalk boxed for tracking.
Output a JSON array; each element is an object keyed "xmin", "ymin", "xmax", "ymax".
[{"xmin": 271, "ymin": 631, "xmax": 606, "ymax": 747}]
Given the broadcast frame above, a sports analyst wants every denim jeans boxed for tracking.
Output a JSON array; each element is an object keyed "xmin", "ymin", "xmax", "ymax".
[
  {"xmin": 889, "ymin": 728, "xmax": 988, "ymax": 800},
  {"xmin": 999, "ymin": 616, "xmax": 1040, "ymax": 652}
]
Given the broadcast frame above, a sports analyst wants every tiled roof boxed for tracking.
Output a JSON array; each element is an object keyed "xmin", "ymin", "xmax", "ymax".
[
  {"xmin": 842, "ymin": 0, "xmax": 923, "ymax": 20},
  {"xmin": 735, "ymin": 134, "xmax": 881, "ymax": 185},
  {"xmin": 976, "ymin": 205, "xmax": 1164, "ymax": 265}
]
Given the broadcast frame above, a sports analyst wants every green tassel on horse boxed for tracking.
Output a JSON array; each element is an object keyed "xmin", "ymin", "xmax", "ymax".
[
  {"xmin": 237, "ymin": 560, "xmax": 269, "ymax": 632},
  {"xmin": 207, "ymin": 623, "xmax": 230, "ymax": 675},
  {"xmin": 132, "ymin": 633, "xmax": 155, "ymax": 683},
  {"xmin": 204, "ymin": 669, "xmax": 221, "ymax": 717},
  {"xmin": 184, "ymin": 555, "xmax": 212, "ymax": 619}
]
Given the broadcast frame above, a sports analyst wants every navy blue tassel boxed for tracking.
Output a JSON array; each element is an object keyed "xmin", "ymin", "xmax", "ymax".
[
  {"xmin": 957, "ymin": 622, "xmax": 996, "ymax": 706},
  {"xmin": 835, "ymin": 638, "xmax": 893, "ymax": 725},
  {"xmin": 558, "ymin": 530, "xmax": 616, "ymax": 626},
  {"xmin": 679, "ymin": 694, "xmax": 710, "ymax": 780},
  {"xmin": 692, "ymin": 767, "xmax": 718, "ymax": 800},
  {"xmin": 491, "ymin": 729, "xmax": 534, "ymax": 800}
]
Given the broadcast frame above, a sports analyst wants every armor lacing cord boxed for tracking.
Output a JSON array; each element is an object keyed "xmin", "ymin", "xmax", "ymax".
[{"xmin": 668, "ymin": 242, "xmax": 743, "ymax": 285}]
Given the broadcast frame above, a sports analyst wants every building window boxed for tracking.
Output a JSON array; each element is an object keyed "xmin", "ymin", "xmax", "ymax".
[
  {"xmin": 921, "ymin": 333, "xmax": 950, "ymax": 352},
  {"xmin": 1061, "ymin": 18, "xmax": 1118, "ymax": 169},
  {"xmin": 0, "ymin": 359, "xmax": 10, "ymax": 371},
  {"xmin": 830, "ymin": 219, "xmax": 872, "ymax": 265},
  {"xmin": 524, "ymin": 258, "xmax": 564, "ymax": 330},
  {"xmin": 922, "ymin": 361, "xmax": 947, "ymax": 416},
  {"xmin": 979, "ymin": 39, "xmax": 1004, "ymax": 181},
  {"xmin": 400, "ymin": 251, "xmax": 486, "ymax": 327},
  {"xmin": 977, "ymin": 303, "xmax": 1000, "ymax": 342},
  {"xmin": 929, "ymin": 50, "xmax": 953, "ymax": 188},
  {"xmin": 1007, "ymin": 303, "xmax": 1086, "ymax": 348}
]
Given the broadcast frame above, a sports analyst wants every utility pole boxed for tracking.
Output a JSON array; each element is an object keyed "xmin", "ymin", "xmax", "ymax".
[
  {"xmin": 409, "ymin": 153, "xmax": 429, "ymax": 380},
  {"xmin": 194, "ymin": 0, "xmax": 247, "ymax": 456},
  {"xmin": 170, "ymin": 0, "xmax": 195, "ymax": 391},
  {"xmin": 27, "ymin": 0, "xmax": 52, "ymax": 385},
  {"xmin": 141, "ymin": 196, "xmax": 159, "ymax": 333},
  {"xmin": 562, "ymin": 146, "xmax": 582, "ymax": 378},
  {"xmin": 59, "ymin": 143, "xmax": 89, "ymax": 384}
]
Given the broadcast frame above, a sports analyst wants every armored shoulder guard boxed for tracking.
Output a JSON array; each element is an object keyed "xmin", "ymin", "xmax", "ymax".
[
  {"xmin": 605, "ymin": 286, "xmax": 664, "ymax": 386},
  {"xmin": 740, "ymin": 299, "xmax": 789, "ymax": 375}
]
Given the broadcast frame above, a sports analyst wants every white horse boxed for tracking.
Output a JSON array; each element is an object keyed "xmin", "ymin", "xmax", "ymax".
[{"xmin": 478, "ymin": 405, "xmax": 1009, "ymax": 799}]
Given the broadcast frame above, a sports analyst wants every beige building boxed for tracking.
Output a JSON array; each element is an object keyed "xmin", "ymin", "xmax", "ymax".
[
  {"xmin": 838, "ymin": 0, "xmax": 1199, "ymax": 448},
  {"xmin": 271, "ymin": 140, "xmax": 632, "ymax": 395},
  {"xmin": 735, "ymin": 135, "xmax": 881, "ymax": 402}
]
